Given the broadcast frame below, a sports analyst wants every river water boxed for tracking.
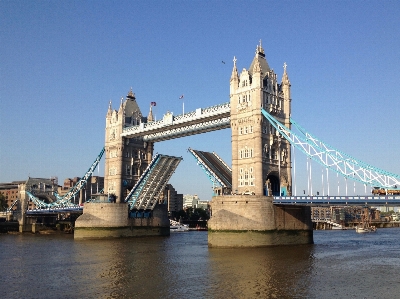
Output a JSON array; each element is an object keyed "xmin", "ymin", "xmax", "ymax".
[{"xmin": 1, "ymin": 228, "xmax": 400, "ymax": 299}]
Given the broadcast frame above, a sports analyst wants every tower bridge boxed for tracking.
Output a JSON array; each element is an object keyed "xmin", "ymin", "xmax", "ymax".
[{"xmin": 15, "ymin": 42, "xmax": 400, "ymax": 245}]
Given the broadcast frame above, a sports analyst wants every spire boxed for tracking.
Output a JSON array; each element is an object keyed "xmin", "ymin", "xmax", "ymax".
[
  {"xmin": 249, "ymin": 40, "xmax": 270, "ymax": 76},
  {"xmin": 230, "ymin": 56, "xmax": 238, "ymax": 81},
  {"xmin": 107, "ymin": 100, "xmax": 112, "ymax": 116},
  {"xmin": 255, "ymin": 39, "xmax": 265, "ymax": 57},
  {"xmin": 127, "ymin": 88, "xmax": 136, "ymax": 100},
  {"xmin": 119, "ymin": 96, "xmax": 124, "ymax": 112},
  {"xmin": 281, "ymin": 62, "xmax": 290, "ymax": 85},
  {"xmin": 148, "ymin": 104, "xmax": 154, "ymax": 122}
]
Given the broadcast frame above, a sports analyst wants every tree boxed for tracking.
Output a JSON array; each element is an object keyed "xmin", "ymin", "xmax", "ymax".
[{"xmin": 0, "ymin": 193, "xmax": 8, "ymax": 211}]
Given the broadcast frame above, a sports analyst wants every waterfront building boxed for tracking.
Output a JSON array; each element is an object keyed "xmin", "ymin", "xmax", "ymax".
[
  {"xmin": 0, "ymin": 181, "xmax": 22, "ymax": 210},
  {"xmin": 161, "ymin": 184, "xmax": 183, "ymax": 214},
  {"xmin": 58, "ymin": 176, "xmax": 104, "ymax": 204},
  {"xmin": 19, "ymin": 177, "xmax": 58, "ymax": 210},
  {"xmin": 183, "ymin": 194, "xmax": 200, "ymax": 208}
]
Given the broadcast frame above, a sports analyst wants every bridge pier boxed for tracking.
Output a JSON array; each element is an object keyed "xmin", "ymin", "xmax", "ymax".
[
  {"xmin": 208, "ymin": 195, "xmax": 313, "ymax": 247},
  {"xmin": 74, "ymin": 202, "xmax": 170, "ymax": 239}
]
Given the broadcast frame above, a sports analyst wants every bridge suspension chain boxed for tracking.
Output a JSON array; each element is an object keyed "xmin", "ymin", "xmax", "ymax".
[
  {"xmin": 261, "ymin": 108, "xmax": 400, "ymax": 190},
  {"xmin": 26, "ymin": 148, "xmax": 105, "ymax": 210}
]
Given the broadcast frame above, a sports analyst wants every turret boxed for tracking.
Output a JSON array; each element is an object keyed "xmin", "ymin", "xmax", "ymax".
[
  {"xmin": 281, "ymin": 62, "xmax": 291, "ymax": 127},
  {"xmin": 230, "ymin": 56, "xmax": 239, "ymax": 94},
  {"xmin": 148, "ymin": 104, "xmax": 154, "ymax": 122}
]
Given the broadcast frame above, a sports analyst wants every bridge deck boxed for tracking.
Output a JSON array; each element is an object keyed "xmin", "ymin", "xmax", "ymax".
[
  {"xmin": 125, "ymin": 154, "xmax": 182, "ymax": 211},
  {"xmin": 189, "ymin": 148, "xmax": 232, "ymax": 188},
  {"xmin": 273, "ymin": 195, "xmax": 400, "ymax": 206}
]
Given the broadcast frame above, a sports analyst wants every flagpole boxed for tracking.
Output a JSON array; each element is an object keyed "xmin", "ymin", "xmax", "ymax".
[{"xmin": 179, "ymin": 94, "xmax": 184, "ymax": 115}]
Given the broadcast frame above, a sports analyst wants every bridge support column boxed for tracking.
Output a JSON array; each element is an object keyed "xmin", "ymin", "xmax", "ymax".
[
  {"xmin": 208, "ymin": 195, "xmax": 313, "ymax": 247},
  {"xmin": 74, "ymin": 202, "xmax": 170, "ymax": 239}
]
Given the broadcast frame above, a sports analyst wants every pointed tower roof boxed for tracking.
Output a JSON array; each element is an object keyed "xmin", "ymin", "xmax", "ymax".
[
  {"xmin": 147, "ymin": 104, "xmax": 154, "ymax": 122},
  {"xmin": 123, "ymin": 89, "xmax": 142, "ymax": 125},
  {"xmin": 281, "ymin": 62, "xmax": 290, "ymax": 85},
  {"xmin": 230, "ymin": 56, "xmax": 239, "ymax": 80},
  {"xmin": 248, "ymin": 40, "xmax": 270, "ymax": 77},
  {"xmin": 107, "ymin": 100, "xmax": 113, "ymax": 116}
]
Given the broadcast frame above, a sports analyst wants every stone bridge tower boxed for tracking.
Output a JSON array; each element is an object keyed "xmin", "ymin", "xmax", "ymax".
[
  {"xmin": 230, "ymin": 42, "xmax": 292, "ymax": 196},
  {"xmin": 104, "ymin": 90, "xmax": 154, "ymax": 203}
]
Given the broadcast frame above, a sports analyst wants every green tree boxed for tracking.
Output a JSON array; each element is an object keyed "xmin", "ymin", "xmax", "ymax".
[
  {"xmin": 193, "ymin": 207, "xmax": 210, "ymax": 220},
  {"xmin": 174, "ymin": 209, "xmax": 187, "ymax": 220},
  {"xmin": 0, "ymin": 193, "xmax": 8, "ymax": 211}
]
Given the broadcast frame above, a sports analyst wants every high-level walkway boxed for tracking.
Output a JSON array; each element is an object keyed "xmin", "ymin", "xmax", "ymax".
[{"xmin": 121, "ymin": 102, "xmax": 230, "ymax": 141}]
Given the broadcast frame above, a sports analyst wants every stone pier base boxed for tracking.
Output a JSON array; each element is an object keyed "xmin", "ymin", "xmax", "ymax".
[
  {"xmin": 74, "ymin": 202, "xmax": 170, "ymax": 239},
  {"xmin": 208, "ymin": 195, "xmax": 313, "ymax": 247}
]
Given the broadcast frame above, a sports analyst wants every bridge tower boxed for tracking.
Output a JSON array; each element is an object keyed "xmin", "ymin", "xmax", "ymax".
[
  {"xmin": 104, "ymin": 90, "xmax": 154, "ymax": 203},
  {"xmin": 230, "ymin": 42, "xmax": 292, "ymax": 196},
  {"xmin": 208, "ymin": 43, "xmax": 312, "ymax": 247}
]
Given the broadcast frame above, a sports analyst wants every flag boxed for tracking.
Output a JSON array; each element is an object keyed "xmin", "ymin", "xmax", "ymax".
[
  {"xmin": 179, "ymin": 94, "xmax": 184, "ymax": 99},
  {"xmin": 151, "ymin": 101, "xmax": 156, "ymax": 106}
]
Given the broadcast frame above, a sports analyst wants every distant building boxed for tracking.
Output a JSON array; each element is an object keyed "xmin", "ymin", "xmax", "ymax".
[
  {"xmin": 182, "ymin": 194, "xmax": 210, "ymax": 210},
  {"xmin": 194, "ymin": 200, "xmax": 210, "ymax": 210},
  {"xmin": 0, "ymin": 181, "xmax": 22, "ymax": 210},
  {"xmin": 1, "ymin": 176, "xmax": 104, "ymax": 210},
  {"xmin": 58, "ymin": 176, "xmax": 104, "ymax": 204},
  {"xmin": 311, "ymin": 206, "xmax": 381, "ymax": 224},
  {"xmin": 183, "ymin": 194, "xmax": 200, "ymax": 208},
  {"xmin": 160, "ymin": 184, "xmax": 183, "ymax": 214},
  {"xmin": 18, "ymin": 177, "xmax": 58, "ymax": 210}
]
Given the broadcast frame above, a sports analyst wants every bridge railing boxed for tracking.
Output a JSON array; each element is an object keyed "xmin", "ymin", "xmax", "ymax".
[
  {"xmin": 273, "ymin": 195, "xmax": 400, "ymax": 206},
  {"xmin": 122, "ymin": 102, "xmax": 230, "ymax": 136}
]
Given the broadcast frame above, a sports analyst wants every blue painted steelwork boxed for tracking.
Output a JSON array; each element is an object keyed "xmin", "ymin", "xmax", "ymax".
[
  {"xmin": 261, "ymin": 108, "xmax": 400, "ymax": 190},
  {"xmin": 124, "ymin": 154, "xmax": 161, "ymax": 208},
  {"xmin": 26, "ymin": 190, "xmax": 75, "ymax": 209},
  {"xmin": 25, "ymin": 206, "xmax": 83, "ymax": 214},
  {"xmin": 6, "ymin": 199, "xmax": 19, "ymax": 212},
  {"xmin": 273, "ymin": 195, "xmax": 400, "ymax": 206},
  {"xmin": 124, "ymin": 154, "xmax": 182, "ymax": 211},
  {"xmin": 26, "ymin": 148, "xmax": 105, "ymax": 211}
]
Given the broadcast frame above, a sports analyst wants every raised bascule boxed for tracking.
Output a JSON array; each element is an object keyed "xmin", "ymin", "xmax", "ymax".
[{"xmin": 20, "ymin": 42, "xmax": 400, "ymax": 246}]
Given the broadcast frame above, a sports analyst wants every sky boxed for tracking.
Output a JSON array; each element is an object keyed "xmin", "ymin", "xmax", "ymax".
[{"xmin": 1, "ymin": 1, "xmax": 400, "ymax": 201}]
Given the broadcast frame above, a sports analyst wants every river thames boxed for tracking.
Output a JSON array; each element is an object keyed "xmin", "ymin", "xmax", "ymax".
[{"xmin": 1, "ymin": 228, "xmax": 400, "ymax": 299}]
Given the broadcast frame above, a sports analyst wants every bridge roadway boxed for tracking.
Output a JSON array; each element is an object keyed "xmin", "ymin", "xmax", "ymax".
[
  {"xmin": 189, "ymin": 148, "xmax": 232, "ymax": 189},
  {"xmin": 5, "ymin": 194, "xmax": 399, "ymax": 217},
  {"xmin": 273, "ymin": 195, "xmax": 400, "ymax": 206}
]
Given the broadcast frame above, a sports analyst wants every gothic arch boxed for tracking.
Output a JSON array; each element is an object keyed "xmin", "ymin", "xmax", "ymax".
[{"xmin": 265, "ymin": 172, "xmax": 280, "ymax": 196}]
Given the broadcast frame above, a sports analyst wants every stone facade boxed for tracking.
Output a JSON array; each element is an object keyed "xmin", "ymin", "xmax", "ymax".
[
  {"xmin": 230, "ymin": 42, "xmax": 292, "ymax": 196},
  {"xmin": 207, "ymin": 43, "xmax": 313, "ymax": 247},
  {"xmin": 208, "ymin": 195, "xmax": 313, "ymax": 247},
  {"xmin": 74, "ymin": 202, "xmax": 170, "ymax": 239}
]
